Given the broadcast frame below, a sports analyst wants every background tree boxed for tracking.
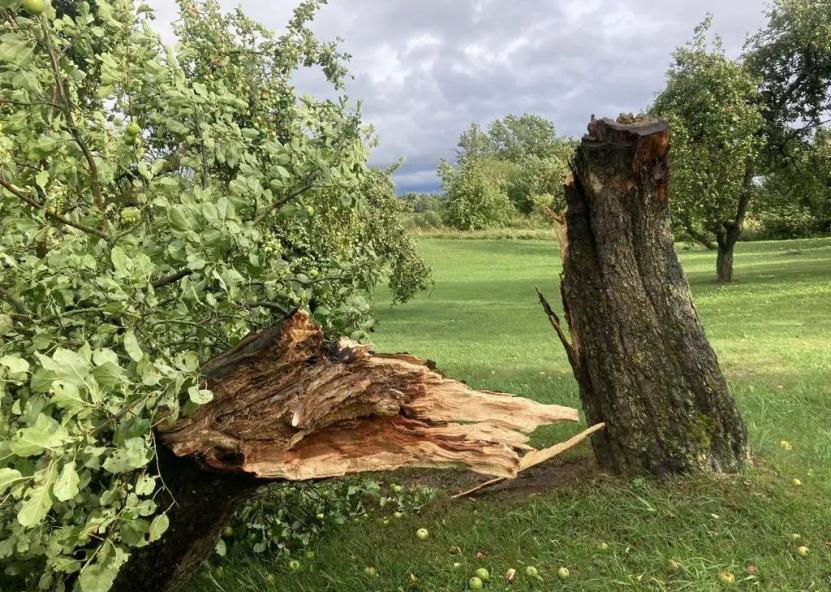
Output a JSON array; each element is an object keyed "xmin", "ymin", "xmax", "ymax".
[
  {"xmin": 0, "ymin": 1, "xmax": 428, "ymax": 590},
  {"xmin": 438, "ymin": 159, "xmax": 515, "ymax": 230},
  {"xmin": 652, "ymin": 19, "xmax": 764, "ymax": 282}
]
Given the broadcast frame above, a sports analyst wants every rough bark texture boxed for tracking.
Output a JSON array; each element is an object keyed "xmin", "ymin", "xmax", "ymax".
[
  {"xmin": 556, "ymin": 115, "xmax": 749, "ymax": 476},
  {"xmin": 116, "ymin": 312, "xmax": 590, "ymax": 591}
]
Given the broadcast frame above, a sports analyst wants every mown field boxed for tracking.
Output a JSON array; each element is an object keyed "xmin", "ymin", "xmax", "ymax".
[{"xmin": 189, "ymin": 237, "xmax": 831, "ymax": 591}]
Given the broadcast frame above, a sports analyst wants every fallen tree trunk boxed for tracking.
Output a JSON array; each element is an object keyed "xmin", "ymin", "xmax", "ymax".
[
  {"xmin": 115, "ymin": 312, "xmax": 591, "ymax": 591},
  {"xmin": 549, "ymin": 115, "xmax": 749, "ymax": 476}
]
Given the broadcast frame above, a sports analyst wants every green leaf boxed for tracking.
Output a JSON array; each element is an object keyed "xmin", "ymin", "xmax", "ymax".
[
  {"xmin": 0, "ymin": 355, "xmax": 29, "ymax": 374},
  {"xmin": 110, "ymin": 246, "xmax": 131, "ymax": 277},
  {"xmin": 0, "ymin": 33, "xmax": 35, "ymax": 67},
  {"xmin": 187, "ymin": 385, "xmax": 213, "ymax": 404},
  {"xmin": 53, "ymin": 461, "xmax": 80, "ymax": 502},
  {"xmin": 135, "ymin": 474, "xmax": 155, "ymax": 496},
  {"xmin": 10, "ymin": 414, "xmax": 69, "ymax": 457},
  {"xmin": 0, "ymin": 468, "xmax": 23, "ymax": 494},
  {"xmin": 102, "ymin": 437, "xmax": 150, "ymax": 474},
  {"xmin": 0, "ymin": 314, "xmax": 12, "ymax": 337},
  {"xmin": 18, "ymin": 476, "xmax": 55, "ymax": 528},
  {"xmin": 123, "ymin": 330, "xmax": 144, "ymax": 362},
  {"xmin": 148, "ymin": 513, "xmax": 169, "ymax": 542}
]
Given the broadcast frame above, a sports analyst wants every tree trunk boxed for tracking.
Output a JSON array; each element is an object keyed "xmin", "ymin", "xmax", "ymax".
[
  {"xmin": 716, "ymin": 237, "xmax": 736, "ymax": 283},
  {"xmin": 115, "ymin": 312, "xmax": 593, "ymax": 591},
  {"xmin": 554, "ymin": 115, "xmax": 749, "ymax": 476}
]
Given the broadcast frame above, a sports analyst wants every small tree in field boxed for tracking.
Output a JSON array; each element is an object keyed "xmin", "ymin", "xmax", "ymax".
[
  {"xmin": 0, "ymin": 1, "xmax": 429, "ymax": 590},
  {"xmin": 439, "ymin": 159, "xmax": 515, "ymax": 230},
  {"xmin": 653, "ymin": 19, "xmax": 764, "ymax": 282}
]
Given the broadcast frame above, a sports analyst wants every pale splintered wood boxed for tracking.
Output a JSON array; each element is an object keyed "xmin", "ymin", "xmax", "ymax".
[
  {"xmin": 450, "ymin": 422, "xmax": 605, "ymax": 500},
  {"xmin": 161, "ymin": 312, "xmax": 582, "ymax": 481}
]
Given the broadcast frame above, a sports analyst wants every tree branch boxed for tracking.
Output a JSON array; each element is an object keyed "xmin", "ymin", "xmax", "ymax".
[
  {"xmin": 152, "ymin": 269, "xmax": 194, "ymax": 290},
  {"xmin": 682, "ymin": 221, "xmax": 716, "ymax": 250},
  {"xmin": 254, "ymin": 178, "xmax": 319, "ymax": 225},
  {"xmin": 0, "ymin": 175, "xmax": 111, "ymax": 240},
  {"xmin": 40, "ymin": 21, "xmax": 110, "ymax": 224},
  {"xmin": 535, "ymin": 287, "xmax": 577, "ymax": 371}
]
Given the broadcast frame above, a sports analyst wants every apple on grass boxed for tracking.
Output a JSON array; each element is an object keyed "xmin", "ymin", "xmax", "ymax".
[
  {"xmin": 468, "ymin": 576, "xmax": 483, "ymax": 590},
  {"xmin": 474, "ymin": 568, "xmax": 490, "ymax": 581},
  {"xmin": 718, "ymin": 571, "xmax": 735, "ymax": 587},
  {"xmin": 416, "ymin": 528, "xmax": 429, "ymax": 541}
]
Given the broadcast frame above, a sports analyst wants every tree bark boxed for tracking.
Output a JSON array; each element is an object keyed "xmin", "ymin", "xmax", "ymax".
[
  {"xmin": 554, "ymin": 115, "xmax": 749, "ymax": 476},
  {"xmin": 716, "ymin": 236, "xmax": 737, "ymax": 283},
  {"xmin": 115, "ymin": 312, "xmax": 591, "ymax": 591}
]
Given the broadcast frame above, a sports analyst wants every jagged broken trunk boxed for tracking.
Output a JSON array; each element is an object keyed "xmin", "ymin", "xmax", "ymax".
[
  {"xmin": 114, "ymin": 313, "xmax": 592, "ymax": 592},
  {"xmin": 555, "ymin": 116, "xmax": 749, "ymax": 476}
]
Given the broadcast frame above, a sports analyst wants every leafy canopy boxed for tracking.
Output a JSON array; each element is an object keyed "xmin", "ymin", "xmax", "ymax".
[
  {"xmin": 0, "ymin": 1, "xmax": 427, "ymax": 590},
  {"xmin": 652, "ymin": 18, "xmax": 764, "ymax": 246}
]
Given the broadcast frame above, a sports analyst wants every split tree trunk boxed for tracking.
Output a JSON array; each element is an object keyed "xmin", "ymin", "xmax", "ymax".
[
  {"xmin": 716, "ymin": 236, "xmax": 737, "ymax": 283},
  {"xmin": 115, "ymin": 312, "xmax": 593, "ymax": 591},
  {"xmin": 552, "ymin": 115, "xmax": 749, "ymax": 476}
]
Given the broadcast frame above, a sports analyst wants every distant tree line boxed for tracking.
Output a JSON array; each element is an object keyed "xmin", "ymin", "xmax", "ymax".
[{"xmin": 419, "ymin": 0, "xmax": 829, "ymax": 283}]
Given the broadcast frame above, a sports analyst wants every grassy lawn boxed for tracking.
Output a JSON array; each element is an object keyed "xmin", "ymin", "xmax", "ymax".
[{"xmin": 189, "ymin": 237, "xmax": 831, "ymax": 591}]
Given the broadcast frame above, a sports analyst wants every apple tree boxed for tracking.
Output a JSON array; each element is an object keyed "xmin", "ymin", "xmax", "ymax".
[
  {"xmin": 0, "ymin": 1, "xmax": 429, "ymax": 590},
  {"xmin": 652, "ymin": 18, "xmax": 764, "ymax": 282}
]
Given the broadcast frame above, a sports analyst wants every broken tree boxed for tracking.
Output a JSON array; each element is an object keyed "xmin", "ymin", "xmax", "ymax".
[
  {"xmin": 545, "ymin": 115, "xmax": 749, "ymax": 476},
  {"xmin": 114, "ymin": 312, "xmax": 598, "ymax": 592}
]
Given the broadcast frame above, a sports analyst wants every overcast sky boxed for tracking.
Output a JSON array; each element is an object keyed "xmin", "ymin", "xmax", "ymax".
[{"xmin": 147, "ymin": 0, "xmax": 768, "ymax": 193}]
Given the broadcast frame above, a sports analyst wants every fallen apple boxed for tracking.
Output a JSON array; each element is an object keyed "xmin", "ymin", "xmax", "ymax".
[
  {"xmin": 790, "ymin": 533, "xmax": 801, "ymax": 541},
  {"xmin": 416, "ymin": 528, "xmax": 429, "ymax": 541},
  {"xmin": 392, "ymin": 484, "xmax": 403, "ymax": 493},
  {"xmin": 304, "ymin": 550, "xmax": 315, "ymax": 560},
  {"xmin": 797, "ymin": 546, "xmax": 810, "ymax": 557},
  {"xmin": 287, "ymin": 559, "xmax": 301, "ymax": 571},
  {"xmin": 557, "ymin": 567, "xmax": 570, "ymax": 580},
  {"xmin": 393, "ymin": 512, "xmax": 403, "ymax": 519},
  {"xmin": 525, "ymin": 566, "xmax": 539, "ymax": 578},
  {"xmin": 468, "ymin": 576, "xmax": 484, "ymax": 590},
  {"xmin": 364, "ymin": 566, "xmax": 377, "ymax": 577},
  {"xmin": 597, "ymin": 542, "xmax": 609, "ymax": 551},
  {"xmin": 474, "ymin": 568, "xmax": 490, "ymax": 581},
  {"xmin": 792, "ymin": 478, "xmax": 802, "ymax": 486},
  {"xmin": 718, "ymin": 571, "xmax": 735, "ymax": 587}
]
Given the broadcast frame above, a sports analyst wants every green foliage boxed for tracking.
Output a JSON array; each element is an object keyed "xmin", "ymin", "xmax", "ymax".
[
  {"xmin": 220, "ymin": 478, "xmax": 436, "ymax": 559},
  {"xmin": 0, "ymin": 1, "xmax": 427, "ymax": 590},
  {"xmin": 449, "ymin": 115, "xmax": 573, "ymax": 219},
  {"xmin": 652, "ymin": 18, "xmax": 764, "ymax": 246},
  {"xmin": 754, "ymin": 128, "xmax": 831, "ymax": 238},
  {"xmin": 438, "ymin": 159, "xmax": 515, "ymax": 230},
  {"xmin": 745, "ymin": 0, "xmax": 831, "ymax": 152}
]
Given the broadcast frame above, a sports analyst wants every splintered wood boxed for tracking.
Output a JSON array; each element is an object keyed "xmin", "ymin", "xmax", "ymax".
[{"xmin": 161, "ymin": 312, "xmax": 597, "ymax": 481}]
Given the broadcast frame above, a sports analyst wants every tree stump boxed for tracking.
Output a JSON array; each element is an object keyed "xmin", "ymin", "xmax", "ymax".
[
  {"xmin": 114, "ymin": 312, "xmax": 597, "ymax": 591},
  {"xmin": 553, "ymin": 115, "xmax": 749, "ymax": 476}
]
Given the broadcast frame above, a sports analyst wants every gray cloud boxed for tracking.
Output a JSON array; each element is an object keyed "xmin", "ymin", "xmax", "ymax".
[{"xmin": 148, "ymin": 0, "xmax": 768, "ymax": 193}]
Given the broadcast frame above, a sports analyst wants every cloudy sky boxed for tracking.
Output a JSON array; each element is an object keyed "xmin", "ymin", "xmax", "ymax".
[{"xmin": 148, "ymin": 0, "xmax": 768, "ymax": 193}]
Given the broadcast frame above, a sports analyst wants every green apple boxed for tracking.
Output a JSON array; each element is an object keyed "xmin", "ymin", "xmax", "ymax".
[
  {"xmin": 222, "ymin": 526, "xmax": 234, "ymax": 538},
  {"xmin": 597, "ymin": 542, "xmax": 609, "ymax": 551},
  {"xmin": 790, "ymin": 533, "xmax": 801, "ymax": 541},
  {"xmin": 792, "ymin": 478, "xmax": 802, "ymax": 486},
  {"xmin": 287, "ymin": 559, "xmax": 301, "ymax": 571},
  {"xmin": 364, "ymin": 566, "xmax": 377, "ymax": 577},
  {"xmin": 126, "ymin": 122, "xmax": 141, "ymax": 136},
  {"xmin": 393, "ymin": 511, "xmax": 403, "ymax": 519},
  {"xmin": 304, "ymin": 550, "xmax": 315, "ymax": 560},
  {"xmin": 416, "ymin": 528, "xmax": 429, "ymax": 541},
  {"xmin": 525, "ymin": 566, "xmax": 539, "ymax": 578},
  {"xmin": 557, "ymin": 567, "xmax": 570, "ymax": 580},
  {"xmin": 468, "ymin": 576, "xmax": 483, "ymax": 590},
  {"xmin": 305, "ymin": 205, "xmax": 315, "ymax": 217},
  {"xmin": 315, "ymin": 513, "xmax": 325, "ymax": 520},
  {"xmin": 718, "ymin": 571, "xmax": 735, "ymax": 587},
  {"xmin": 474, "ymin": 568, "xmax": 490, "ymax": 581},
  {"xmin": 392, "ymin": 484, "xmax": 403, "ymax": 493},
  {"xmin": 797, "ymin": 546, "xmax": 810, "ymax": 557},
  {"xmin": 21, "ymin": 0, "xmax": 46, "ymax": 15}
]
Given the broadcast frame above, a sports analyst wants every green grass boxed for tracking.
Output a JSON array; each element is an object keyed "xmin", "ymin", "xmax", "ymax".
[{"xmin": 188, "ymin": 237, "xmax": 831, "ymax": 591}]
